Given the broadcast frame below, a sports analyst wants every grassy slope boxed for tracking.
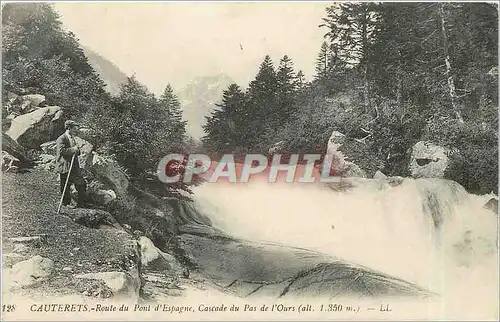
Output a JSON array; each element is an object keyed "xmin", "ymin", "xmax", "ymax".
[{"xmin": 2, "ymin": 168, "xmax": 137, "ymax": 297}]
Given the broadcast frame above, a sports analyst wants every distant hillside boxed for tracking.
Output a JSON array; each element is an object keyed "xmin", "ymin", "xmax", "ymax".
[
  {"xmin": 177, "ymin": 74, "xmax": 234, "ymax": 139},
  {"xmin": 83, "ymin": 47, "xmax": 128, "ymax": 96},
  {"xmin": 82, "ymin": 46, "xmax": 233, "ymax": 139}
]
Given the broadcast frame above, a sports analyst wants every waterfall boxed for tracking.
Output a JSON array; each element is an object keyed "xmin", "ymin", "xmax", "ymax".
[{"xmin": 190, "ymin": 176, "xmax": 498, "ymax": 306}]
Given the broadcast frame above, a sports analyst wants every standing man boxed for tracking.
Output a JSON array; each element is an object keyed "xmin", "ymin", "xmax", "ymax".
[{"xmin": 56, "ymin": 120, "xmax": 87, "ymax": 208}]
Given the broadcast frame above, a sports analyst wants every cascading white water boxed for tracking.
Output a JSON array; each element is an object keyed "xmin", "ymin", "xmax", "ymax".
[{"xmin": 191, "ymin": 175, "xmax": 498, "ymax": 317}]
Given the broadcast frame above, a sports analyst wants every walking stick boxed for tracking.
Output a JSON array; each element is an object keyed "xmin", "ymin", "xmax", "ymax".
[{"xmin": 57, "ymin": 153, "xmax": 76, "ymax": 215}]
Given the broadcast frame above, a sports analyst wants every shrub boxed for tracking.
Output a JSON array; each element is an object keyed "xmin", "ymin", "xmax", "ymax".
[{"xmin": 424, "ymin": 118, "xmax": 498, "ymax": 193}]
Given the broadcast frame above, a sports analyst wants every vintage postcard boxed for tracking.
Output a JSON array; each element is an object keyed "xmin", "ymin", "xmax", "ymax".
[{"xmin": 1, "ymin": 1, "xmax": 499, "ymax": 321}]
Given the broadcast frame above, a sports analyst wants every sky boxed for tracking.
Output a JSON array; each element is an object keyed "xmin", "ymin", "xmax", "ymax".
[{"xmin": 54, "ymin": 2, "xmax": 329, "ymax": 95}]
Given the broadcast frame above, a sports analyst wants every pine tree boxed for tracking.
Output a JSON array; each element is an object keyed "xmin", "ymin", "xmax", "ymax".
[
  {"xmin": 321, "ymin": 2, "xmax": 381, "ymax": 111},
  {"xmin": 203, "ymin": 84, "xmax": 246, "ymax": 151},
  {"xmin": 315, "ymin": 42, "xmax": 330, "ymax": 79},
  {"xmin": 245, "ymin": 55, "xmax": 278, "ymax": 149},
  {"xmin": 248, "ymin": 55, "xmax": 277, "ymax": 100},
  {"xmin": 276, "ymin": 55, "xmax": 297, "ymax": 123},
  {"xmin": 321, "ymin": 3, "xmax": 380, "ymax": 67},
  {"xmin": 277, "ymin": 55, "xmax": 296, "ymax": 94},
  {"xmin": 449, "ymin": 2, "xmax": 497, "ymax": 125},
  {"xmin": 108, "ymin": 76, "xmax": 159, "ymax": 178},
  {"xmin": 312, "ymin": 41, "xmax": 349, "ymax": 96},
  {"xmin": 295, "ymin": 70, "xmax": 306, "ymax": 90},
  {"xmin": 159, "ymin": 84, "xmax": 187, "ymax": 141}
]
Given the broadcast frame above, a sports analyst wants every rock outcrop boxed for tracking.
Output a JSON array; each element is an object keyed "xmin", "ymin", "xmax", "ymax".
[
  {"xmin": 19, "ymin": 94, "xmax": 46, "ymax": 113},
  {"xmin": 89, "ymin": 189, "xmax": 117, "ymax": 206},
  {"xmin": 2, "ymin": 167, "xmax": 146, "ymax": 302},
  {"xmin": 111, "ymin": 187, "xmax": 209, "ymax": 255},
  {"xmin": 6, "ymin": 106, "xmax": 63, "ymax": 150},
  {"xmin": 483, "ymin": 198, "xmax": 498, "ymax": 214},
  {"xmin": 2, "ymin": 132, "xmax": 33, "ymax": 166},
  {"xmin": 90, "ymin": 153, "xmax": 129, "ymax": 197},
  {"xmin": 60, "ymin": 208, "xmax": 123, "ymax": 230},
  {"xmin": 5, "ymin": 93, "xmax": 46, "ymax": 115},
  {"xmin": 326, "ymin": 130, "xmax": 367, "ymax": 178},
  {"xmin": 40, "ymin": 140, "xmax": 57, "ymax": 155},
  {"xmin": 6, "ymin": 255, "xmax": 54, "ymax": 289},
  {"xmin": 138, "ymin": 236, "xmax": 184, "ymax": 275},
  {"xmin": 139, "ymin": 236, "xmax": 162, "ymax": 266},
  {"xmin": 373, "ymin": 170, "xmax": 388, "ymax": 180},
  {"xmin": 34, "ymin": 153, "xmax": 55, "ymax": 171},
  {"xmin": 75, "ymin": 271, "xmax": 140, "ymax": 300},
  {"xmin": 179, "ymin": 234, "xmax": 430, "ymax": 299},
  {"xmin": 268, "ymin": 141, "xmax": 285, "ymax": 156},
  {"xmin": 409, "ymin": 141, "xmax": 449, "ymax": 178},
  {"xmin": 75, "ymin": 137, "xmax": 94, "ymax": 170},
  {"xmin": 2, "ymin": 151, "xmax": 20, "ymax": 172}
]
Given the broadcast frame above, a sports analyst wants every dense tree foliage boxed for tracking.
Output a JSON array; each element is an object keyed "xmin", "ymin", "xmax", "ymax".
[
  {"xmin": 2, "ymin": 3, "xmax": 109, "ymax": 119},
  {"xmin": 203, "ymin": 2, "xmax": 498, "ymax": 193},
  {"xmin": 2, "ymin": 3, "xmax": 497, "ymax": 194},
  {"xmin": 203, "ymin": 84, "xmax": 246, "ymax": 153},
  {"xmin": 2, "ymin": 3, "xmax": 190, "ymax": 196}
]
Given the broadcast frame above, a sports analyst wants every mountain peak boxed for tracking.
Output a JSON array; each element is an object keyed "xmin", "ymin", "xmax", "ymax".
[{"xmin": 178, "ymin": 74, "xmax": 234, "ymax": 139}]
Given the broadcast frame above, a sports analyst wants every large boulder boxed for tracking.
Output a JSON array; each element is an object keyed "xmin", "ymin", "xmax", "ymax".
[
  {"xmin": 2, "ymin": 151, "xmax": 20, "ymax": 172},
  {"xmin": 74, "ymin": 271, "xmax": 140, "ymax": 300},
  {"xmin": 180, "ymin": 234, "xmax": 430, "ymax": 299},
  {"xmin": 268, "ymin": 140, "xmax": 285, "ymax": 156},
  {"xmin": 326, "ymin": 131, "xmax": 348, "ymax": 172},
  {"xmin": 40, "ymin": 140, "xmax": 57, "ymax": 155},
  {"xmin": 6, "ymin": 91, "xmax": 19, "ymax": 104},
  {"xmin": 5, "ymin": 93, "xmax": 45, "ymax": 116},
  {"xmin": 90, "ymin": 153, "xmax": 129, "ymax": 197},
  {"xmin": 139, "ymin": 236, "xmax": 161, "ymax": 266},
  {"xmin": 89, "ymin": 188, "xmax": 117, "ymax": 206},
  {"xmin": 6, "ymin": 106, "xmax": 63, "ymax": 150},
  {"xmin": 409, "ymin": 141, "xmax": 449, "ymax": 178},
  {"xmin": 75, "ymin": 137, "xmax": 94, "ymax": 170},
  {"xmin": 373, "ymin": 170, "xmax": 388, "ymax": 180},
  {"xmin": 327, "ymin": 130, "xmax": 347, "ymax": 151},
  {"xmin": 483, "ymin": 198, "xmax": 498, "ymax": 215},
  {"xmin": 34, "ymin": 154, "xmax": 56, "ymax": 171},
  {"xmin": 2, "ymin": 132, "xmax": 32, "ymax": 165},
  {"xmin": 60, "ymin": 208, "xmax": 123, "ymax": 230},
  {"xmin": 6, "ymin": 255, "xmax": 54, "ymax": 289},
  {"xmin": 138, "ymin": 236, "xmax": 184, "ymax": 275},
  {"xmin": 19, "ymin": 94, "xmax": 46, "ymax": 113}
]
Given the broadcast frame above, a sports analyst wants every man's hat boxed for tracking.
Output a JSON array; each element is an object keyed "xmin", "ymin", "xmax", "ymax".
[{"xmin": 64, "ymin": 120, "xmax": 79, "ymax": 129}]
